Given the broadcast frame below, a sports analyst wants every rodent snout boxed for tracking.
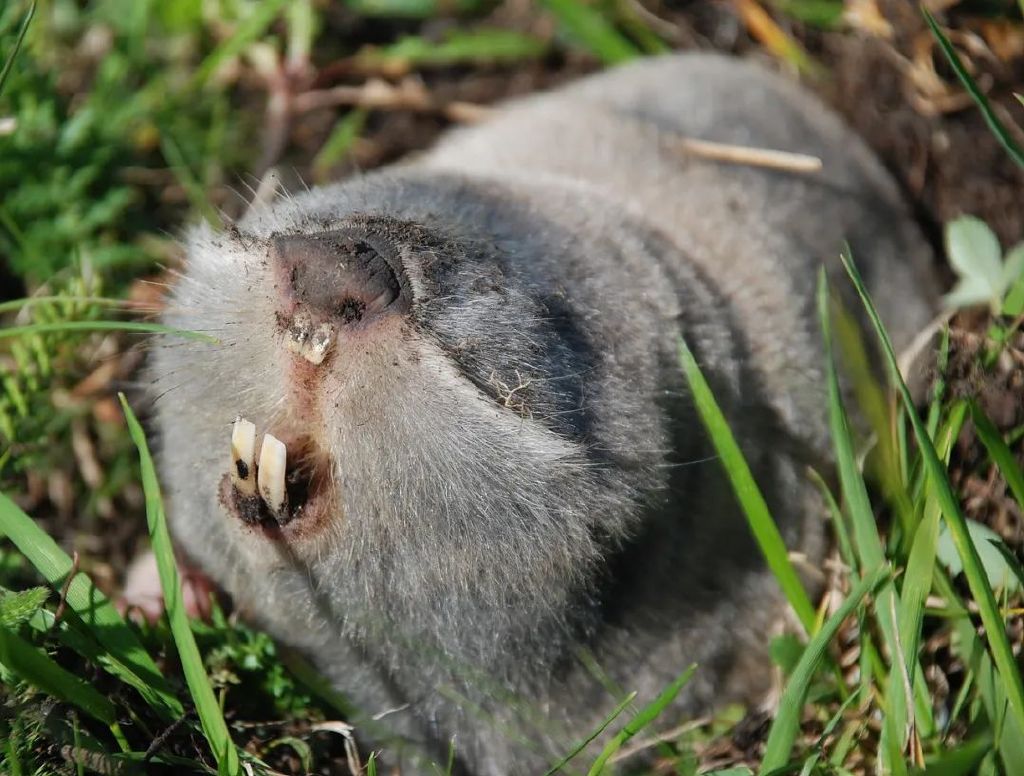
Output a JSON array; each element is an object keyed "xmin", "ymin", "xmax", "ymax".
[{"xmin": 273, "ymin": 230, "xmax": 412, "ymax": 325}]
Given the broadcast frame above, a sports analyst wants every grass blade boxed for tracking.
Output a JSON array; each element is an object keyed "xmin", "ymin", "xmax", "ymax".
[
  {"xmin": 0, "ymin": 320, "xmax": 217, "ymax": 342},
  {"xmin": 355, "ymin": 28, "xmax": 546, "ymax": 70},
  {"xmin": 193, "ymin": 0, "xmax": 292, "ymax": 86},
  {"xmin": 840, "ymin": 246, "xmax": 1024, "ymax": 742},
  {"xmin": 0, "ymin": 296, "xmax": 141, "ymax": 315},
  {"xmin": 808, "ymin": 468, "xmax": 856, "ymax": 573},
  {"xmin": 313, "ymin": 109, "xmax": 368, "ymax": 182},
  {"xmin": 969, "ymin": 402, "xmax": 1024, "ymax": 508},
  {"xmin": 937, "ymin": 570, "xmax": 1024, "ymax": 774},
  {"xmin": 759, "ymin": 565, "xmax": 888, "ymax": 773},
  {"xmin": 923, "ymin": 8, "xmax": 1024, "ymax": 169},
  {"xmin": 0, "ymin": 491, "xmax": 183, "ymax": 720},
  {"xmin": 160, "ymin": 135, "xmax": 222, "ymax": 227},
  {"xmin": 0, "ymin": 623, "xmax": 116, "ymax": 726},
  {"xmin": 119, "ymin": 394, "xmax": 240, "ymax": 776},
  {"xmin": 544, "ymin": 691, "xmax": 637, "ymax": 775},
  {"xmin": 917, "ymin": 735, "xmax": 992, "ymax": 776},
  {"xmin": 0, "ymin": 0, "xmax": 35, "ymax": 97},
  {"xmin": 539, "ymin": 0, "xmax": 639, "ymax": 64},
  {"xmin": 893, "ymin": 402, "xmax": 967, "ymax": 740},
  {"xmin": 677, "ymin": 336, "xmax": 817, "ymax": 633},
  {"xmin": 898, "ymin": 469, "xmax": 943, "ymax": 671},
  {"xmin": 586, "ymin": 664, "xmax": 696, "ymax": 775}
]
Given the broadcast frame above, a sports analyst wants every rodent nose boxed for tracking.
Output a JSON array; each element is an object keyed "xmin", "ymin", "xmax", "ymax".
[{"xmin": 273, "ymin": 231, "xmax": 411, "ymax": 323}]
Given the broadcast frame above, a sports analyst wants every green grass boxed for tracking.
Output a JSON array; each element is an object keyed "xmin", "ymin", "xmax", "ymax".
[
  {"xmin": 2, "ymin": 0, "xmax": 1024, "ymax": 773},
  {"xmin": 120, "ymin": 393, "xmax": 240, "ymax": 775}
]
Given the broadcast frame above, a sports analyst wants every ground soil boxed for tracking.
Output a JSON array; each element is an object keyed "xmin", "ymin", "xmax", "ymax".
[{"xmin": 282, "ymin": 1, "xmax": 1024, "ymax": 250}]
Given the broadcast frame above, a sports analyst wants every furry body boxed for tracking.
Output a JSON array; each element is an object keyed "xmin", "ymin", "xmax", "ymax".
[{"xmin": 152, "ymin": 54, "xmax": 938, "ymax": 774}]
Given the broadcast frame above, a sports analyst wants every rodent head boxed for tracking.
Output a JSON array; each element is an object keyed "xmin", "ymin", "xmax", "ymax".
[{"xmin": 151, "ymin": 169, "xmax": 676, "ymax": 666}]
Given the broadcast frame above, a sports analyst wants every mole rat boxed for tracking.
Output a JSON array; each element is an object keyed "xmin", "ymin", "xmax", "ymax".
[{"xmin": 150, "ymin": 53, "xmax": 939, "ymax": 773}]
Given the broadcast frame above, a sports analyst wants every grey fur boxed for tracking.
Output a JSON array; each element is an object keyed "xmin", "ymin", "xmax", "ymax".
[{"xmin": 151, "ymin": 53, "xmax": 939, "ymax": 774}]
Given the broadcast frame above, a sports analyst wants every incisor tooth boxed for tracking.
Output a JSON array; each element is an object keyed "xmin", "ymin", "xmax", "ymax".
[
  {"xmin": 257, "ymin": 433, "xmax": 288, "ymax": 521},
  {"xmin": 304, "ymin": 322, "xmax": 335, "ymax": 365},
  {"xmin": 230, "ymin": 417, "xmax": 257, "ymax": 496},
  {"xmin": 285, "ymin": 312, "xmax": 335, "ymax": 365}
]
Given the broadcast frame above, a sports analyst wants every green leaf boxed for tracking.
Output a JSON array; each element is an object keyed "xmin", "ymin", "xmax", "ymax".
[
  {"xmin": 937, "ymin": 519, "xmax": 1021, "ymax": 593},
  {"xmin": 0, "ymin": 586, "xmax": 48, "ymax": 628},
  {"xmin": 943, "ymin": 216, "xmax": 1003, "ymax": 308},
  {"xmin": 119, "ymin": 394, "xmax": 240, "ymax": 776},
  {"xmin": 677, "ymin": 336, "xmax": 817, "ymax": 633},
  {"xmin": 1001, "ymin": 243, "xmax": 1024, "ymax": 288},
  {"xmin": 1003, "ymin": 275, "xmax": 1024, "ymax": 317},
  {"xmin": 586, "ymin": 664, "xmax": 696, "ymax": 775},
  {"xmin": 1002, "ymin": 244, "xmax": 1024, "ymax": 316},
  {"xmin": 759, "ymin": 565, "xmax": 888, "ymax": 773},
  {"xmin": 944, "ymin": 277, "xmax": 998, "ymax": 310}
]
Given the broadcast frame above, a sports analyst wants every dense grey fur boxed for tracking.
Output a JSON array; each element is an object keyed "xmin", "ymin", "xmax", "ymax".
[{"xmin": 151, "ymin": 54, "xmax": 939, "ymax": 774}]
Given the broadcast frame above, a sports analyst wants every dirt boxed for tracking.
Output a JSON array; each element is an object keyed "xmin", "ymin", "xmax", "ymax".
[
  {"xmin": 279, "ymin": 2, "xmax": 1024, "ymax": 251},
  {"xmin": 821, "ymin": 1, "xmax": 1024, "ymax": 249}
]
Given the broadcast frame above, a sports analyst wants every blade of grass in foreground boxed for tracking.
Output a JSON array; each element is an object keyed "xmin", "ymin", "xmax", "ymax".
[
  {"xmin": 759, "ymin": 565, "xmax": 888, "ymax": 774},
  {"xmin": 898, "ymin": 401, "xmax": 966, "ymax": 672},
  {"xmin": 544, "ymin": 691, "xmax": 637, "ymax": 775},
  {"xmin": 923, "ymin": 8, "xmax": 1024, "ymax": 170},
  {"xmin": 969, "ymin": 403, "xmax": 1024, "ymax": 508},
  {"xmin": 0, "ymin": 296, "xmax": 139, "ymax": 315},
  {"xmin": 677, "ymin": 337, "xmax": 817, "ymax": 633},
  {"xmin": 0, "ymin": 320, "xmax": 217, "ymax": 342},
  {"xmin": 0, "ymin": 622, "xmax": 119, "ymax": 729},
  {"xmin": 539, "ymin": 0, "xmax": 639, "ymax": 64},
  {"xmin": 0, "ymin": 0, "xmax": 35, "ymax": 97},
  {"xmin": 0, "ymin": 491, "xmax": 183, "ymax": 721},
  {"xmin": 119, "ymin": 394, "xmax": 241, "ymax": 776},
  {"xmin": 917, "ymin": 734, "xmax": 992, "ymax": 776},
  {"xmin": 817, "ymin": 269, "xmax": 913, "ymax": 764},
  {"xmin": 840, "ymin": 247, "xmax": 1024, "ymax": 740},
  {"xmin": 936, "ymin": 569, "xmax": 1024, "ymax": 773},
  {"xmin": 586, "ymin": 664, "xmax": 696, "ymax": 775},
  {"xmin": 193, "ymin": 0, "xmax": 292, "ymax": 86}
]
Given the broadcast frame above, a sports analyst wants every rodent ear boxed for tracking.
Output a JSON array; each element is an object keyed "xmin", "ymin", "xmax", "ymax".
[{"xmin": 273, "ymin": 230, "xmax": 412, "ymax": 322}]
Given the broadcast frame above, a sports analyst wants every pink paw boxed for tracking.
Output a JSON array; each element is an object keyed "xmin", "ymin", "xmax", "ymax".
[{"xmin": 118, "ymin": 550, "xmax": 217, "ymax": 624}]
